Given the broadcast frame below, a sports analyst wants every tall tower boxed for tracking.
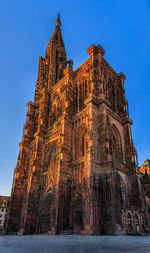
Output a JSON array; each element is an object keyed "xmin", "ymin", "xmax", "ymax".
[
  {"xmin": 35, "ymin": 13, "xmax": 67, "ymax": 101},
  {"xmin": 6, "ymin": 15, "xmax": 150, "ymax": 235}
]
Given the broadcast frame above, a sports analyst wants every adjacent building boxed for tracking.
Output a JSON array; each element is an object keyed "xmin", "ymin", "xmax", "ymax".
[
  {"xmin": 6, "ymin": 14, "xmax": 150, "ymax": 235},
  {"xmin": 0, "ymin": 196, "xmax": 10, "ymax": 234}
]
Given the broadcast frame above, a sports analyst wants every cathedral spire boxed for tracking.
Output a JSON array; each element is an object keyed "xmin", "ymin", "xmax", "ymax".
[
  {"xmin": 56, "ymin": 13, "xmax": 61, "ymax": 27},
  {"xmin": 48, "ymin": 13, "xmax": 63, "ymax": 45},
  {"xmin": 46, "ymin": 13, "xmax": 67, "ymax": 86}
]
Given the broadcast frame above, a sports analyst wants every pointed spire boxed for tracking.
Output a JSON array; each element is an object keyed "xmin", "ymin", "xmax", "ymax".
[
  {"xmin": 48, "ymin": 13, "xmax": 64, "ymax": 45},
  {"xmin": 56, "ymin": 13, "xmax": 61, "ymax": 27},
  {"xmin": 45, "ymin": 13, "xmax": 67, "ymax": 86}
]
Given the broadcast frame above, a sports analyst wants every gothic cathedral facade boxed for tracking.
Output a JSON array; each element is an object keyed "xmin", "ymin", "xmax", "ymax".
[{"xmin": 6, "ymin": 14, "xmax": 150, "ymax": 235}]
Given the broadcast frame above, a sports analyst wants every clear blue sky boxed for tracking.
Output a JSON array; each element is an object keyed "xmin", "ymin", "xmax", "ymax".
[{"xmin": 0, "ymin": 0, "xmax": 150, "ymax": 196}]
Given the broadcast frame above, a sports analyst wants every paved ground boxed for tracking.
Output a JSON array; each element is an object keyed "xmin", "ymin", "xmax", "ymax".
[{"xmin": 0, "ymin": 235, "xmax": 150, "ymax": 253}]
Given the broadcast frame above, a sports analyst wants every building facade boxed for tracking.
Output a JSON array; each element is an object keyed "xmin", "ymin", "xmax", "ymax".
[
  {"xmin": 0, "ymin": 196, "xmax": 10, "ymax": 234},
  {"xmin": 6, "ymin": 14, "xmax": 150, "ymax": 235}
]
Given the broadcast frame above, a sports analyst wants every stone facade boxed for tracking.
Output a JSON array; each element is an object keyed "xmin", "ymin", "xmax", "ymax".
[{"xmin": 6, "ymin": 14, "xmax": 150, "ymax": 235}]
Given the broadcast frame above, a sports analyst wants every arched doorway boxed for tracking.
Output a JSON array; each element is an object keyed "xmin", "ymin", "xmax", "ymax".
[
  {"xmin": 127, "ymin": 212, "xmax": 133, "ymax": 233},
  {"xmin": 72, "ymin": 193, "xmax": 83, "ymax": 229},
  {"xmin": 39, "ymin": 191, "xmax": 54, "ymax": 233},
  {"xmin": 135, "ymin": 213, "xmax": 140, "ymax": 232}
]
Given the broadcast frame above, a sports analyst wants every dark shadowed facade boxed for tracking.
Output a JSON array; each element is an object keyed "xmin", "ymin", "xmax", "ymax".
[{"xmin": 6, "ymin": 14, "xmax": 150, "ymax": 235}]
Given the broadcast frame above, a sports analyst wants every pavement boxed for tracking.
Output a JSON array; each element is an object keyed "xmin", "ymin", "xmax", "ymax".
[{"xmin": 0, "ymin": 235, "xmax": 150, "ymax": 253}]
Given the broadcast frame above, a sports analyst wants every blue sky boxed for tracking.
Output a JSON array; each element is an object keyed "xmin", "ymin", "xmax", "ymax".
[{"xmin": 0, "ymin": 0, "xmax": 150, "ymax": 195}]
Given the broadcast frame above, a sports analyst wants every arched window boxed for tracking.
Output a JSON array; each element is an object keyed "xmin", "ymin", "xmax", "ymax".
[
  {"xmin": 111, "ymin": 125, "xmax": 123, "ymax": 162},
  {"xmin": 116, "ymin": 173, "xmax": 126, "ymax": 204},
  {"xmin": 85, "ymin": 80, "xmax": 88, "ymax": 99}
]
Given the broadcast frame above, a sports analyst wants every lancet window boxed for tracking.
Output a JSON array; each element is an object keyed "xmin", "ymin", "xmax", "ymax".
[
  {"xmin": 74, "ymin": 85, "xmax": 78, "ymax": 114},
  {"xmin": 111, "ymin": 125, "xmax": 123, "ymax": 162},
  {"xmin": 116, "ymin": 173, "xmax": 126, "ymax": 204}
]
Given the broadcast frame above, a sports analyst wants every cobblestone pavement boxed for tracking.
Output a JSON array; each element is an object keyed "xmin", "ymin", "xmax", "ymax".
[{"xmin": 0, "ymin": 235, "xmax": 150, "ymax": 253}]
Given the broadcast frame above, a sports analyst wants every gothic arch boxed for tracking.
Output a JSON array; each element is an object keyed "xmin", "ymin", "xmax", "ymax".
[
  {"xmin": 72, "ymin": 193, "xmax": 83, "ymax": 228},
  {"xmin": 134, "ymin": 213, "xmax": 140, "ymax": 226},
  {"xmin": 39, "ymin": 191, "xmax": 55, "ymax": 233},
  {"xmin": 38, "ymin": 145, "xmax": 58, "ymax": 233},
  {"xmin": 74, "ymin": 128, "xmax": 85, "ymax": 160},
  {"xmin": 127, "ymin": 212, "xmax": 133, "ymax": 233},
  {"xmin": 43, "ymin": 146, "xmax": 58, "ymax": 191},
  {"xmin": 111, "ymin": 125, "xmax": 123, "ymax": 162},
  {"xmin": 107, "ymin": 78, "xmax": 116, "ymax": 110}
]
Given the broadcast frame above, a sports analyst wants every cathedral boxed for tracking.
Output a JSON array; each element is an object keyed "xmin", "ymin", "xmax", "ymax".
[{"xmin": 6, "ymin": 14, "xmax": 150, "ymax": 235}]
